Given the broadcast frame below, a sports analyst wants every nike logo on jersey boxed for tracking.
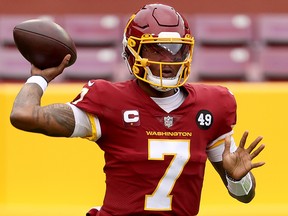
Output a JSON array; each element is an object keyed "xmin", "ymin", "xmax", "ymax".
[{"xmin": 88, "ymin": 81, "xmax": 95, "ymax": 87}]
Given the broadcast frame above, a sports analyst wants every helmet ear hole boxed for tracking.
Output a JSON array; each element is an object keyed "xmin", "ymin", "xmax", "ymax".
[
  {"xmin": 132, "ymin": 65, "xmax": 140, "ymax": 74},
  {"xmin": 127, "ymin": 38, "xmax": 137, "ymax": 48}
]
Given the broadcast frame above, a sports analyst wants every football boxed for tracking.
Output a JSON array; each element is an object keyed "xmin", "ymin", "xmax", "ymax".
[{"xmin": 13, "ymin": 18, "xmax": 77, "ymax": 69}]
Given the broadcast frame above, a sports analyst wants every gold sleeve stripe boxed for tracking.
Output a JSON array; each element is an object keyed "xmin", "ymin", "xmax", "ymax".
[
  {"xmin": 85, "ymin": 113, "xmax": 97, "ymax": 141},
  {"xmin": 207, "ymin": 138, "xmax": 225, "ymax": 150}
]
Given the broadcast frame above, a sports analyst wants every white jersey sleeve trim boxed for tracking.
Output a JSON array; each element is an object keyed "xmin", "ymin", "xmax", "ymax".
[
  {"xmin": 66, "ymin": 103, "xmax": 101, "ymax": 141},
  {"xmin": 206, "ymin": 131, "xmax": 237, "ymax": 162}
]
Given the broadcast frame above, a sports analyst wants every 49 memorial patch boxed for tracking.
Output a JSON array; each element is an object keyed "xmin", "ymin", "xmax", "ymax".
[{"xmin": 196, "ymin": 110, "xmax": 213, "ymax": 130}]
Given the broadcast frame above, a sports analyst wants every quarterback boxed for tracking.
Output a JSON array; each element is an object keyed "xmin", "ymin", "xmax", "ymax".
[{"xmin": 10, "ymin": 3, "xmax": 265, "ymax": 216}]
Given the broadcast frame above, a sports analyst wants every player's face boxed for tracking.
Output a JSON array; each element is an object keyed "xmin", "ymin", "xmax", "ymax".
[{"xmin": 141, "ymin": 43, "xmax": 189, "ymax": 78}]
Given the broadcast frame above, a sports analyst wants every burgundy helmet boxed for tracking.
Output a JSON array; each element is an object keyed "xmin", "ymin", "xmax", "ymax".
[{"xmin": 122, "ymin": 4, "xmax": 194, "ymax": 91}]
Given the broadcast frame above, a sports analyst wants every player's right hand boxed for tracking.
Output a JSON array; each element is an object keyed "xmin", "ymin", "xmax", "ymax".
[{"xmin": 30, "ymin": 54, "xmax": 71, "ymax": 83}]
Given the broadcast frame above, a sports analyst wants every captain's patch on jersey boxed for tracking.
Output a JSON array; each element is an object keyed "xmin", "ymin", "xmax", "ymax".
[
  {"xmin": 122, "ymin": 110, "xmax": 140, "ymax": 126},
  {"xmin": 196, "ymin": 110, "xmax": 213, "ymax": 130}
]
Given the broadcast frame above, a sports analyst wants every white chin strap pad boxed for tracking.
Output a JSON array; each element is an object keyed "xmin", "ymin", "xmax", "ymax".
[{"xmin": 146, "ymin": 65, "xmax": 183, "ymax": 92}]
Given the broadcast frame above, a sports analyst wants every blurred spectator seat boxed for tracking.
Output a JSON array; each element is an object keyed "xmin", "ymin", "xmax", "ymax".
[
  {"xmin": 0, "ymin": 15, "xmax": 36, "ymax": 46},
  {"xmin": 63, "ymin": 47, "xmax": 120, "ymax": 82},
  {"xmin": 257, "ymin": 46, "xmax": 288, "ymax": 80},
  {"xmin": 256, "ymin": 14, "xmax": 288, "ymax": 45},
  {"xmin": 192, "ymin": 46, "xmax": 252, "ymax": 81},
  {"xmin": 0, "ymin": 15, "xmax": 59, "ymax": 47},
  {"xmin": 254, "ymin": 14, "xmax": 288, "ymax": 81},
  {"xmin": 193, "ymin": 14, "xmax": 254, "ymax": 46},
  {"xmin": 0, "ymin": 47, "xmax": 31, "ymax": 81},
  {"xmin": 61, "ymin": 14, "xmax": 122, "ymax": 47}
]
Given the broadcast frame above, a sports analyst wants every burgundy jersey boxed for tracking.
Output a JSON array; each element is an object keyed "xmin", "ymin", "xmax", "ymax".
[{"xmin": 71, "ymin": 79, "xmax": 236, "ymax": 216}]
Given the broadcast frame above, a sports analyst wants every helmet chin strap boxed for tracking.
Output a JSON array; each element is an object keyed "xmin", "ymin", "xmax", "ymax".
[
  {"xmin": 146, "ymin": 65, "xmax": 184, "ymax": 92},
  {"xmin": 150, "ymin": 84, "xmax": 173, "ymax": 92}
]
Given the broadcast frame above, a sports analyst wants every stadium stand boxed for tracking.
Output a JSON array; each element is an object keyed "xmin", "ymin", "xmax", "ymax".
[
  {"xmin": 1, "ymin": 13, "xmax": 288, "ymax": 82},
  {"xmin": 189, "ymin": 14, "xmax": 256, "ymax": 82},
  {"xmin": 192, "ymin": 46, "xmax": 252, "ymax": 81},
  {"xmin": 256, "ymin": 45, "xmax": 288, "ymax": 80},
  {"xmin": 256, "ymin": 14, "xmax": 288, "ymax": 45},
  {"xmin": 193, "ymin": 14, "xmax": 254, "ymax": 46},
  {"xmin": 0, "ymin": 47, "xmax": 31, "ymax": 81},
  {"xmin": 63, "ymin": 47, "xmax": 120, "ymax": 82},
  {"xmin": 61, "ymin": 14, "xmax": 122, "ymax": 46},
  {"xmin": 254, "ymin": 14, "xmax": 288, "ymax": 80},
  {"xmin": 61, "ymin": 14, "xmax": 128, "ymax": 81}
]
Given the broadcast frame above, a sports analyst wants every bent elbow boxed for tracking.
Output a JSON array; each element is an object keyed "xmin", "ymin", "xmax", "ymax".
[{"xmin": 10, "ymin": 109, "xmax": 33, "ymax": 131}]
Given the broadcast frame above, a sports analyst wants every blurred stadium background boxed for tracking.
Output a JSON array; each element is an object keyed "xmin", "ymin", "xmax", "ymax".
[{"xmin": 1, "ymin": 0, "xmax": 288, "ymax": 215}]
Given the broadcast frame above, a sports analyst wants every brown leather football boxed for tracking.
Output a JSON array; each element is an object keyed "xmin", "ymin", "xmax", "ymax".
[{"xmin": 13, "ymin": 19, "xmax": 77, "ymax": 69}]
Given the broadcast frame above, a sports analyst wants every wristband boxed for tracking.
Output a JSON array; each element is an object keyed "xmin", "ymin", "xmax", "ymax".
[
  {"xmin": 226, "ymin": 172, "xmax": 252, "ymax": 196},
  {"xmin": 26, "ymin": 76, "xmax": 48, "ymax": 92}
]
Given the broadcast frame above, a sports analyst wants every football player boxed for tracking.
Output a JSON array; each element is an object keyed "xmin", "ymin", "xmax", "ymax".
[{"xmin": 10, "ymin": 3, "xmax": 265, "ymax": 216}]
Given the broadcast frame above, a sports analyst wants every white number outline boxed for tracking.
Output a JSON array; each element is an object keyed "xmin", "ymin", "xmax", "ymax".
[
  {"xmin": 72, "ymin": 87, "xmax": 89, "ymax": 105},
  {"xmin": 145, "ymin": 139, "xmax": 190, "ymax": 211}
]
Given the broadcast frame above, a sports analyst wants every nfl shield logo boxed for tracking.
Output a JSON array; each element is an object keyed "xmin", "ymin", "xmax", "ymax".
[{"xmin": 164, "ymin": 116, "xmax": 173, "ymax": 128}]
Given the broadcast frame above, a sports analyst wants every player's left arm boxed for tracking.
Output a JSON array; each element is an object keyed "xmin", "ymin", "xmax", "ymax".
[{"xmin": 210, "ymin": 131, "xmax": 265, "ymax": 203}]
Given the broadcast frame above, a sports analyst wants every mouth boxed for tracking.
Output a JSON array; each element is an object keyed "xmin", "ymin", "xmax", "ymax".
[{"xmin": 162, "ymin": 69, "xmax": 175, "ymax": 78}]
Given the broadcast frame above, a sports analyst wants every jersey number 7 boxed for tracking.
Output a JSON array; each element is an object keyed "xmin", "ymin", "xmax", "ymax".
[{"xmin": 145, "ymin": 139, "xmax": 190, "ymax": 210}]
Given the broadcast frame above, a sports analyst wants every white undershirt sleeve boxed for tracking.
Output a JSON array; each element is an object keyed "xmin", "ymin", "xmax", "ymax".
[
  {"xmin": 206, "ymin": 131, "xmax": 237, "ymax": 162},
  {"xmin": 66, "ymin": 103, "xmax": 101, "ymax": 141}
]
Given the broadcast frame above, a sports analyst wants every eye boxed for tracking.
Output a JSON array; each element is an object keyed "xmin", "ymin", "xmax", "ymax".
[
  {"xmin": 151, "ymin": 49, "xmax": 160, "ymax": 55},
  {"xmin": 144, "ymin": 46, "xmax": 159, "ymax": 54}
]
